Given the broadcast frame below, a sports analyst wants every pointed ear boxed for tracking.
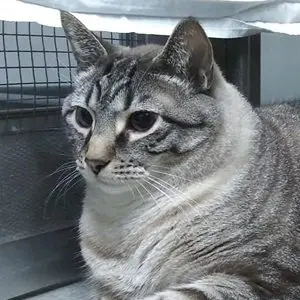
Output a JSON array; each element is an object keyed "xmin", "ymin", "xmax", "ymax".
[
  {"xmin": 60, "ymin": 11, "xmax": 112, "ymax": 71},
  {"xmin": 156, "ymin": 17, "xmax": 214, "ymax": 90}
]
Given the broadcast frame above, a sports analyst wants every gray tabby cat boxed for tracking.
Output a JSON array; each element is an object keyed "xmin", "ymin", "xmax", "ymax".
[{"xmin": 60, "ymin": 11, "xmax": 300, "ymax": 300}]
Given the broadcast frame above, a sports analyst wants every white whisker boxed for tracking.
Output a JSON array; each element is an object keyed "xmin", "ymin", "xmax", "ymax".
[
  {"xmin": 150, "ymin": 165, "xmax": 173, "ymax": 170},
  {"xmin": 141, "ymin": 178, "xmax": 182, "ymax": 239},
  {"xmin": 142, "ymin": 178, "xmax": 187, "ymax": 219},
  {"xmin": 151, "ymin": 166, "xmax": 223, "ymax": 193},
  {"xmin": 55, "ymin": 172, "xmax": 80, "ymax": 203},
  {"xmin": 41, "ymin": 161, "xmax": 76, "ymax": 182},
  {"xmin": 150, "ymin": 168, "xmax": 192, "ymax": 182},
  {"xmin": 60, "ymin": 175, "xmax": 82, "ymax": 200},
  {"xmin": 147, "ymin": 175, "xmax": 198, "ymax": 224},
  {"xmin": 138, "ymin": 181, "xmax": 160, "ymax": 207},
  {"xmin": 43, "ymin": 169, "xmax": 79, "ymax": 217},
  {"xmin": 128, "ymin": 183, "xmax": 138, "ymax": 200},
  {"xmin": 149, "ymin": 175, "xmax": 200, "ymax": 209}
]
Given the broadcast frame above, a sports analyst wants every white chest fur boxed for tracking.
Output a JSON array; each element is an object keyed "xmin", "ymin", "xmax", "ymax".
[
  {"xmin": 79, "ymin": 187, "xmax": 169, "ymax": 297},
  {"xmin": 80, "ymin": 198, "xmax": 177, "ymax": 298}
]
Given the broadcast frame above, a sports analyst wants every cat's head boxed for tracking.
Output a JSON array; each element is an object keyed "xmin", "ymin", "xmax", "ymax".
[{"xmin": 61, "ymin": 11, "xmax": 221, "ymax": 192}]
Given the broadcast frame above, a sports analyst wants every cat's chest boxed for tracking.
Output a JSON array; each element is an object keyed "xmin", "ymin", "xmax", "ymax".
[
  {"xmin": 81, "ymin": 225, "xmax": 174, "ymax": 298},
  {"xmin": 83, "ymin": 246, "xmax": 154, "ymax": 296},
  {"xmin": 80, "ymin": 207, "xmax": 179, "ymax": 298}
]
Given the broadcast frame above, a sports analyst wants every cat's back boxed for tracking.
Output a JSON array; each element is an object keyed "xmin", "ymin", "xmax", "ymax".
[
  {"xmin": 256, "ymin": 101, "xmax": 300, "ymax": 126},
  {"xmin": 252, "ymin": 101, "xmax": 300, "ymax": 221},
  {"xmin": 256, "ymin": 102, "xmax": 300, "ymax": 144}
]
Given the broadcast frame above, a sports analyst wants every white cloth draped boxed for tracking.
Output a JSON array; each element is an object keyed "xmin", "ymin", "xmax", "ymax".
[{"xmin": 2, "ymin": 0, "xmax": 300, "ymax": 38}]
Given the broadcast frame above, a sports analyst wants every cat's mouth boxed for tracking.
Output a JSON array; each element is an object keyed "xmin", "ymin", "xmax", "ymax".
[{"xmin": 76, "ymin": 158, "xmax": 148, "ymax": 190}]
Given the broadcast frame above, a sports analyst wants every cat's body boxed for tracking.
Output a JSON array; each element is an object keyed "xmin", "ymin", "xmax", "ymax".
[
  {"xmin": 60, "ymin": 11, "xmax": 300, "ymax": 300},
  {"xmin": 80, "ymin": 89, "xmax": 300, "ymax": 300}
]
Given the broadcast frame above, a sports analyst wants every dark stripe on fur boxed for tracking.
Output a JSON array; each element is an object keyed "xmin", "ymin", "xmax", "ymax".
[
  {"xmin": 110, "ymin": 83, "xmax": 125, "ymax": 102},
  {"xmin": 163, "ymin": 115, "xmax": 205, "ymax": 129},
  {"xmin": 102, "ymin": 59, "xmax": 114, "ymax": 76},
  {"xmin": 146, "ymin": 128, "xmax": 173, "ymax": 154},
  {"xmin": 111, "ymin": 60, "xmax": 132, "ymax": 99},
  {"xmin": 106, "ymin": 60, "xmax": 137, "ymax": 109},
  {"xmin": 85, "ymin": 85, "xmax": 94, "ymax": 106},
  {"xmin": 124, "ymin": 63, "xmax": 138, "ymax": 110},
  {"xmin": 83, "ymin": 130, "xmax": 92, "ymax": 148},
  {"xmin": 116, "ymin": 131, "xmax": 129, "ymax": 147},
  {"xmin": 95, "ymin": 80, "xmax": 102, "ymax": 102}
]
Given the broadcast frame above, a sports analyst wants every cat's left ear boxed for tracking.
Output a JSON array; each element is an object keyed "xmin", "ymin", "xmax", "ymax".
[{"xmin": 156, "ymin": 17, "xmax": 214, "ymax": 90}]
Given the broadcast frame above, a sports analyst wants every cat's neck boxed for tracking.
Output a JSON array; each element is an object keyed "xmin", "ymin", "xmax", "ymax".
[{"xmin": 83, "ymin": 183, "xmax": 152, "ymax": 222}]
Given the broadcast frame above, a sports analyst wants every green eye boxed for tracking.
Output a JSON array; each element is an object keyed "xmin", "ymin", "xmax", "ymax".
[
  {"xmin": 128, "ymin": 111, "xmax": 158, "ymax": 132},
  {"xmin": 75, "ymin": 106, "xmax": 93, "ymax": 128}
]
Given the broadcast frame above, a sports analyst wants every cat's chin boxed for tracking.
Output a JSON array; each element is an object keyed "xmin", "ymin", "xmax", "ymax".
[
  {"xmin": 86, "ymin": 177, "xmax": 134, "ymax": 195},
  {"xmin": 97, "ymin": 181, "xmax": 132, "ymax": 194}
]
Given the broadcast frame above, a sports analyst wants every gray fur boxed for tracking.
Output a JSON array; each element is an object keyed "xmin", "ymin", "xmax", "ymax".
[{"xmin": 60, "ymin": 11, "xmax": 300, "ymax": 300}]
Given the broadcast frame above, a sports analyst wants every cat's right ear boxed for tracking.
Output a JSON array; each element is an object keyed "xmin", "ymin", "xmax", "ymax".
[
  {"xmin": 60, "ymin": 11, "xmax": 112, "ymax": 71},
  {"xmin": 155, "ymin": 17, "xmax": 214, "ymax": 90}
]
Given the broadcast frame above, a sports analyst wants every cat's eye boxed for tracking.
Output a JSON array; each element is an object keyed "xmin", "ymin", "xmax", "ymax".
[
  {"xmin": 128, "ymin": 111, "xmax": 158, "ymax": 132},
  {"xmin": 75, "ymin": 106, "xmax": 93, "ymax": 128}
]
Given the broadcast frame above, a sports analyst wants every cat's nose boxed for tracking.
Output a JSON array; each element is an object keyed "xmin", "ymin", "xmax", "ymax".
[{"xmin": 85, "ymin": 158, "xmax": 110, "ymax": 175}]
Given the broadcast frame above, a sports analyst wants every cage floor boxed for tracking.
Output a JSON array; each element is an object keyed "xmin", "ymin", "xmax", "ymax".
[{"xmin": 26, "ymin": 281, "xmax": 89, "ymax": 300}]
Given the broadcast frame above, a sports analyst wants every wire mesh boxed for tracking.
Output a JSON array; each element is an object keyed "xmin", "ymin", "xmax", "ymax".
[{"xmin": 0, "ymin": 21, "xmax": 148, "ymax": 135}]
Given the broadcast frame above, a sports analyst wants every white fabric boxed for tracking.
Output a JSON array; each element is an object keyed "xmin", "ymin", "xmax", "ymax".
[{"xmin": 2, "ymin": 0, "xmax": 300, "ymax": 38}]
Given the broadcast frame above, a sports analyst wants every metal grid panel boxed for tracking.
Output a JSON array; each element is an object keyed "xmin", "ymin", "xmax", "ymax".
[
  {"xmin": 0, "ymin": 21, "xmax": 148, "ymax": 135},
  {"xmin": 0, "ymin": 22, "xmax": 74, "ymax": 124}
]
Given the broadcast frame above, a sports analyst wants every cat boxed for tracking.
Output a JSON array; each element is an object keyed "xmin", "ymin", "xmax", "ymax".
[{"xmin": 60, "ymin": 11, "xmax": 300, "ymax": 300}]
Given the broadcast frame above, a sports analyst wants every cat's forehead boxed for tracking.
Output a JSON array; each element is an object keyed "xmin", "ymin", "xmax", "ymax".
[
  {"xmin": 72, "ymin": 52, "xmax": 187, "ymax": 114},
  {"xmin": 101, "ymin": 58, "xmax": 138, "ymax": 89},
  {"xmin": 70, "ymin": 58, "xmax": 136, "ymax": 111}
]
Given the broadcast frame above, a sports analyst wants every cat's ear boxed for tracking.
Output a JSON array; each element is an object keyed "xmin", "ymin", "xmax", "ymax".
[
  {"xmin": 156, "ymin": 17, "xmax": 214, "ymax": 90},
  {"xmin": 60, "ymin": 11, "xmax": 113, "ymax": 70}
]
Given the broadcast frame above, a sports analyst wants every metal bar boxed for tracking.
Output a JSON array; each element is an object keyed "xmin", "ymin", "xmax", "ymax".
[
  {"xmin": 15, "ymin": 23, "xmax": 23, "ymax": 124},
  {"xmin": 28, "ymin": 23, "xmax": 37, "ymax": 116},
  {"xmin": 1, "ymin": 21, "xmax": 9, "ymax": 123},
  {"xmin": 0, "ymin": 82, "xmax": 72, "ymax": 86},
  {"xmin": 53, "ymin": 27, "xmax": 62, "ymax": 107},
  {"xmin": 0, "ymin": 106, "xmax": 61, "ymax": 119}
]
